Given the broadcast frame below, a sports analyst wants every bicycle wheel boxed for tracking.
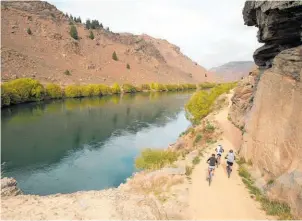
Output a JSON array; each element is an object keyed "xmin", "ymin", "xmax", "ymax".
[
  {"xmin": 208, "ymin": 170, "xmax": 212, "ymax": 186},
  {"xmin": 227, "ymin": 166, "xmax": 231, "ymax": 178}
]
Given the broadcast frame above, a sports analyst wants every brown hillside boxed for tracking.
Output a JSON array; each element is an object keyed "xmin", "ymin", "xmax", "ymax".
[{"xmin": 1, "ymin": 1, "xmax": 213, "ymax": 86}]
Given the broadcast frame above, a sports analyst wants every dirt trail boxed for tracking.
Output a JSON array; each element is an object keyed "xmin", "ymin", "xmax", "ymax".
[{"xmin": 188, "ymin": 92, "xmax": 272, "ymax": 220}]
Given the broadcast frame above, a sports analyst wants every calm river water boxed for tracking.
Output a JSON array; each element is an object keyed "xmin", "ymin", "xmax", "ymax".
[{"xmin": 1, "ymin": 92, "xmax": 192, "ymax": 195}]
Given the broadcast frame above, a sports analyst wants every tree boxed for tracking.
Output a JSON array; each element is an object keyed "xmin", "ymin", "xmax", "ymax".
[
  {"xmin": 27, "ymin": 27, "xmax": 32, "ymax": 35},
  {"xmin": 126, "ymin": 63, "xmax": 130, "ymax": 69},
  {"xmin": 91, "ymin": 20, "xmax": 100, "ymax": 29},
  {"xmin": 70, "ymin": 25, "xmax": 78, "ymax": 40},
  {"xmin": 89, "ymin": 30, "xmax": 94, "ymax": 40},
  {"xmin": 65, "ymin": 13, "xmax": 69, "ymax": 18},
  {"xmin": 112, "ymin": 51, "xmax": 118, "ymax": 61},
  {"xmin": 77, "ymin": 16, "xmax": 82, "ymax": 23},
  {"xmin": 70, "ymin": 15, "xmax": 73, "ymax": 20},
  {"xmin": 86, "ymin": 19, "xmax": 91, "ymax": 29},
  {"xmin": 100, "ymin": 23, "xmax": 103, "ymax": 28},
  {"xmin": 106, "ymin": 27, "xmax": 110, "ymax": 31},
  {"xmin": 73, "ymin": 17, "xmax": 77, "ymax": 22}
]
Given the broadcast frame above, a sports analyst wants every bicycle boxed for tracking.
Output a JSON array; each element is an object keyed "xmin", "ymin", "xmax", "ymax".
[
  {"xmin": 207, "ymin": 167, "xmax": 214, "ymax": 186},
  {"xmin": 226, "ymin": 164, "xmax": 232, "ymax": 178},
  {"xmin": 216, "ymin": 154, "xmax": 221, "ymax": 167}
]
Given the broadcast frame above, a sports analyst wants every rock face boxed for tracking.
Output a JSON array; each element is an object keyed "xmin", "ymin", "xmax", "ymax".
[
  {"xmin": 243, "ymin": 1, "xmax": 302, "ymax": 68},
  {"xmin": 237, "ymin": 1, "xmax": 302, "ymax": 217},
  {"xmin": 1, "ymin": 177, "xmax": 22, "ymax": 197},
  {"xmin": 229, "ymin": 68, "xmax": 258, "ymax": 129}
]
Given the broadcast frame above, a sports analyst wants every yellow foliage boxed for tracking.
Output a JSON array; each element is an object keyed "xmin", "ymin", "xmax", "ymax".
[
  {"xmin": 46, "ymin": 83, "xmax": 63, "ymax": 98},
  {"xmin": 111, "ymin": 83, "xmax": 121, "ymax": 94}
]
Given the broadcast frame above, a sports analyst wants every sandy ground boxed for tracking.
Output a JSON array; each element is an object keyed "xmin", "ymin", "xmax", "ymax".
[{"xmin": 188, "ymin": 92, "xmax": 274, "ymax": 220}]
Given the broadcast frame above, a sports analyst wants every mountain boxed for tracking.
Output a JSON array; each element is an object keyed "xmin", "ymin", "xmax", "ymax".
[
  {"xmin": 1, "ymin": 1, "xmax": 213, "ymax": 86},
  {"xmin": 209, "ymin": 61, "xmax": 255, "ymax": 82}
]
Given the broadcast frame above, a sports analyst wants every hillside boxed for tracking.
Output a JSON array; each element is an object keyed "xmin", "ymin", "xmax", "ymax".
[
  {"xmin": 209, "ymin": 61, "xmax": 255, "ymax": 82},
  {"xmin": 1, "ymin": 1, "xmax": 213, "ymax": 86}
]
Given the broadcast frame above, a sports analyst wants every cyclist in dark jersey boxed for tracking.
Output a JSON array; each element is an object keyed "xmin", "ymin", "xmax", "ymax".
[{"xmin": 207, "ymin": 154, "xmax": 218, "ymax": 176}]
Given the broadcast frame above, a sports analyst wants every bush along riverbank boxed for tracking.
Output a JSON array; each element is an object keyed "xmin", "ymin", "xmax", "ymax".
[{"xmin": 0, "ymin": 78, "xmax": 218, "ymax": 107}]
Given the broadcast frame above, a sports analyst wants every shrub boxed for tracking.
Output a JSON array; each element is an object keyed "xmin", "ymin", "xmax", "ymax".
[
  {"xmin": 205, "ymin": 122, "xmax": 215, "ymax": 132},
  {"xmin": 141, "ymin": 84, "xmax": 150, "ymax": 90},
  {"xmin": 27, "ymin": 28, "xmax": 32, "ymax": 35},
  {"xmin": 64, "ymin": 70, "xmax": 71, "ymax": 75},
  {"xmin": 70, "ymin": 25, "xmax": 78, "ymax": 40},
  {"xmin": 85, "ymin": 19, "xmax": 91, "ymax": 29},
  {"xmin": 81, "ymin": 85, "xmax": 95, "ymax": 97},
  {"xmin": 198, "ymin": 82, "xmax": 216, "ymax": 89},
  {"xmin": 135, "ymin": 148, "xmax": 178, "ymax": 170},
  {"xmin": 126, "ymin": 63, "xmax": 130, "ymax": 69},
  {"xmin": 186, "ymin": 83, "xmax": 237, "ymax": 123},
  {"xmin": 193, "ymin": 134, "xmax": 202, "ymax": 145},
  {"xmin": 111, "ymin": 83, "xmax": 121, "ymax": 94},
  {"xmin": 46, "ymin": 83, "xmax": 63, "ymax": 99},
  {"xmin": 89, "ymin": 30, "xmax": 94, "ymax": 40},
  {"xmin": 185, "ymin": 166, "xmax": 193, "ymax": 176},
  {"xmin": 122, "ymin": 84, "xmax": 136, "ymax": 93},
  {"xmin": 150, "ymin": 83, "xmax": 166, "ymax": 91},
  {"xmin": 237, "ymin": 157, "xmax": 246, "ymax": 165},
  {"xmin": 1, "ymin": 78, "xmax": 45, "ymax": 106},
  {"xmin": 192, "ymin": 156, "xmax": 200, "ymax": 165},
  {"xmin": 112, "ymin": 51, "xmax": 118, "ymax": 61},
  {"xmin": 64, "ymin": 85, "xmax": 82, "ymax": 98}
]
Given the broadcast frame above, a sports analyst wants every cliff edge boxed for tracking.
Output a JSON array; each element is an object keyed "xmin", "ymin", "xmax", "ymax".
[{"xmin": 229, "ymin": 1, "xmax": 302, "ymax": 218}]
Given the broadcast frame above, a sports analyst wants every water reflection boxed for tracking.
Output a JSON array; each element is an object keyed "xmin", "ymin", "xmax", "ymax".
[{"xmin": 1, "ymin": 92, "xmax": 191, "ymax": 195}]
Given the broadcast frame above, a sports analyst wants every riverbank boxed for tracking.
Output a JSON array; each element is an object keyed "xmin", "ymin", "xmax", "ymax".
[
  {"xmin": 1, "ymin": 78, "xmax": 218, "ymax": 107},
  {"xmin": 0, "ymin": 89, "xmax": 230, "ymax": 219}
]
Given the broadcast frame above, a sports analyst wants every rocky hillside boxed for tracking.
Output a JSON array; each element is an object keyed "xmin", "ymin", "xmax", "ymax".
[
  {"xmin": 1, "ymin": 1, "xmax": 212, "ymax": 86},
  {"xmin": 230, "ymin": 1, "xmax": 302, "ymax": 218},
  {"xmin": 209, "ymin": 61, "xmax": 255, "ymax": 82}
]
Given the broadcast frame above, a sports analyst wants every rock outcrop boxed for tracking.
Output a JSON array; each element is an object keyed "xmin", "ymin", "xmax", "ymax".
[
  {"xmin": 229, "ymin": 68, "xmax": 258, "ymax": 129},
  {"xmin": 234, "ymin": 1, "xmax": 302, "ymax": 218},
  {"xmin": 1, "ymin": 177, "xmax": 22, "ymax": 197},
  {"xmin": 243, "ymin": 1, "xmax": 302, "ymax": 68}
]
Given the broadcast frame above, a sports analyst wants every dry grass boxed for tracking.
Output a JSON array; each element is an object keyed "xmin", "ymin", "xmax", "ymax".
[{"xmin": 127, "ymin": 172, "xmax": 184, "ymax": 196}]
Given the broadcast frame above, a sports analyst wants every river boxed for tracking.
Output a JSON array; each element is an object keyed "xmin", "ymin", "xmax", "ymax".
[{"xmin": 1, "ymin": 92, "xmax": 192, "ymax": 195}]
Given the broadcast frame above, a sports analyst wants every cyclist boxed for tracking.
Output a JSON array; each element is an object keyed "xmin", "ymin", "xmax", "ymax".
[
  {"xmin": 215, "ymin": 144, "xmax": 224, "ymax": 165},
  {"xmin": 206, "ymin": 153, "xmax": 218, "ymax": 178},
  {"xmin": 225, "ymin": 149, "xmax": 236, "ymax": 171}
]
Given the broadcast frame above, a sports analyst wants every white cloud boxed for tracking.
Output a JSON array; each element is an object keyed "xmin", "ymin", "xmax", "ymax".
[{"xmin": 50, "ymin": 0, "xmax": 261, "ymax": 69}]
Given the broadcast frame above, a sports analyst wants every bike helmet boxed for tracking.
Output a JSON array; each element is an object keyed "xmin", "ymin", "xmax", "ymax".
[{"xmin": 230, "ymin": 149, "xmax": 233, "ymax": 153}]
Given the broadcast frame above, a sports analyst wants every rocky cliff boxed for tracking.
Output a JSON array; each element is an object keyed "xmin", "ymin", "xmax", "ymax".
[
  {"xmin": 1, "ymin": 1, "xmax": 212, "ymax": 86},
  {"xmin": 243, "ymin": 1, "xmax": 302, "ymax": 68},
  {"xmin": 230, "ymin": 1, "xmax": 302, "ymax": 218}
]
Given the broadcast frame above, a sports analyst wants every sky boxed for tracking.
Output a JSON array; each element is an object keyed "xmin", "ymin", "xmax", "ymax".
[{"xmin": 50, "ymin": 0, "xmax": 261, "ymax": 69}]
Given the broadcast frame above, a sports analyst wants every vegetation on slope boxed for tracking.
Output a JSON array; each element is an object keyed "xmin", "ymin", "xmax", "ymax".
[{"xmin": 185, "ymin": 82, "xmax": 237, "ymax": 124}]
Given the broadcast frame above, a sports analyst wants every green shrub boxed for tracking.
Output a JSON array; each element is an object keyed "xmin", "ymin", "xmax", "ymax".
[
  {"xmin": 198, "ymin": 82, "xmax": 216, "ymax": 89},
  {"xmin": 89, "ymin": 30, "xmax": 94, "ymax": 40},
  {"xmin": 135, "ymin": 148, "xmax": 178, "ymax": 170},
  {"xmin": 192, "ymin": 156, "xmax": 200, "ymax": 165},
  {"xmin": 238, "ymin": 166, "xmax": 251, "ymax": 180},
  {"xmin": 70, "ymin": 25, "xmax": 78, "ymax": 40},
  {"xmin": 193, "ymin": 134, "xmax": 202, "ymax": 145},
  {"xmin": 126, "ymin": 63, "xmax": 130, "ymax": 69},
  {"xmin": 46, "ymin": 83, "xmax": 63, "ymax": 99},
  {"xmin": 237, "ymin": 157, "xmax": 246, "ymax": 165},
  {"xmin": 64, "ymin": 70, "xmax": 71, "ymax": 75},
  {"xmin": 112, "ymin": 51, "xmax": 118, "ymax": 61},
  {"xmin": 179, "ymin": 127, "xmax": 194, "ymax": 137},
  {"xmin": 1, "ymin": 78, "xmax": 45, "ymax": 106},
  {"xmin": 205, "ymin": 122, "xmax": 215, "ymax": 132},
  {"xmin": 64, "ymin": 85, "xmax": 82, "ymax": 98},
  {"xmin": 111, "ymin": 83, "xmax": 121, "ymax": 94},
  {"xmin": 27, "ymin": 28, "xmax": 32, "ymax": 35},
  {"xmin": 185, "ymin": 83, "xmax": 237, "ymax": 123},
  {"xmin": 185, "ymin": 166, "xmax": 193, "ymax": 176},
  {"xmin": 150, "ymin": 83, "xmax": 166, "ymax": 91},
  {"xmin": 141, "ymin": 84, "xmax": 150, "ymax": 90},
  {"xmin": 267, "ymin": 179, "xmax": 274, "ymax": 185},
  {"xmin": 122, "ymin": 84, "xmax": 136, "ymax": 93}
]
